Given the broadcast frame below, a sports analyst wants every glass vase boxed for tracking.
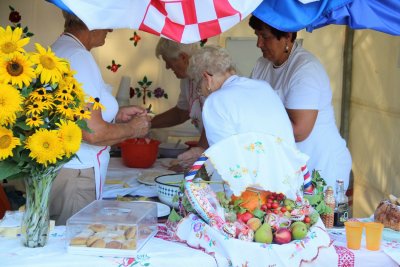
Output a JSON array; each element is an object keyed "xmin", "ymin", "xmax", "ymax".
[{"xmin": 21, "ymin": 168, "xmax": 58, "ymax": 248}]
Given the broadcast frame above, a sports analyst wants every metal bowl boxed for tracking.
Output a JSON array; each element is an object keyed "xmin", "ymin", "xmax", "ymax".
[
  {"xmin": 158, "ymin": 143, "xmax": 189, "ymax": 158},
  {"xmin": 155, "ymin": 173, "xmax": 184, "ymax": 209}
]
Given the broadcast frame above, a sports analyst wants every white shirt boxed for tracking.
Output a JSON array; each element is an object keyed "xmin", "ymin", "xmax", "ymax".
[
  {"xmin": 51, "ymin": 34, "xmax": 119, "ymax": 199},
  {"xmin": 203, "ymin": 75, "xmax": 294, "ymax": 146},
  {"xmin": 251, "ymin": 42, "xmax": 352, "ymax": 189}
]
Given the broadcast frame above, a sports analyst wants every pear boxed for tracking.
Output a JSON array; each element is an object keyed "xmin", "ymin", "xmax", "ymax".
[
  {"xmin": 254, "ymin": 222, "xmax": 273, "ymax": 243},
  {"xmin": 291, "ymin": 222, "xmax": 308, "ymax": 240}
]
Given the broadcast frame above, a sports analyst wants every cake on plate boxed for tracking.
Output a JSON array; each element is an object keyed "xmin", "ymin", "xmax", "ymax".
[{"xmin": 374, "ymin": 195, "xmax": 400, "ymax": 231}]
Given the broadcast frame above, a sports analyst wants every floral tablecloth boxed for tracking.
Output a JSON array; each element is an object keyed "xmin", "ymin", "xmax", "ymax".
[
  {"xmin": 0, "ymin": 225, "xmax": 227, "ymax": 267},
  {"xmin": 1, "ymin": 222, "xmax": 399, "ymax": 267},
  {"xmin": 328, "ymin": 227, "xmax": 400, "ymax": 267}
]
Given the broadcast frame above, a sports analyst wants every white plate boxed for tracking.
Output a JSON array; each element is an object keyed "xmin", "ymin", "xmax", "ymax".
[
  {"xmin": 132, "ymin": 201, "xmax": 171, "ymax": 217},
  {"xmin": 137, "ymin": 170, "xmax": 175, "ymax": 186}
]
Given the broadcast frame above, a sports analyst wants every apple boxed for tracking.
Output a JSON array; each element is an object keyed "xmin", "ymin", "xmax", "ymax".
[
  {"xmin": 237, "ymin": 211, "xmax": 253, "ymax": 224},
  {"xmin": 273, "ymin": 228, "xmax": 292, "ymax": 244}
]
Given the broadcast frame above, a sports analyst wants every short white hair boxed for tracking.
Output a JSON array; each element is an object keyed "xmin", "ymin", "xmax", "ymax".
[
  {"xmin": 155, "ymin": 38, "xmax": 199, "ymax": 59},
  {"xmin": 187, "ymin": 45, "xmax": 236, "ymax": 84}
]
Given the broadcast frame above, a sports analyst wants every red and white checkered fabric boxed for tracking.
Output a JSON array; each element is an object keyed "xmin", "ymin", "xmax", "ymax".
[{"xmin": 60, "ymin": 0, "xmax": 263, "ymax": 43}]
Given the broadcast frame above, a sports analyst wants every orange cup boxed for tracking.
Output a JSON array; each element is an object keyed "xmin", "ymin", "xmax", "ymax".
[
  {"xmin": 344, "ymin": 221, "xmax": 364, "ymax": 250},
  {"xmin": 365, "ymin": 222, "xmax": 384, "ymax": 251}
]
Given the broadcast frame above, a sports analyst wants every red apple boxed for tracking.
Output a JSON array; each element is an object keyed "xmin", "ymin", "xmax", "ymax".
[
  {"xmin": 237, "ymin": 211, "xmax": 254, "ymax": 224},
  {"xmin": 274, "ymin": 228, "xmax": 292, "ymax": 244}
]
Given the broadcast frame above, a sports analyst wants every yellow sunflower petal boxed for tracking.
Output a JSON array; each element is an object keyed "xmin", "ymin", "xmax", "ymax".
[
  {"xmin": 30, "ymin": 43, "xmax": 68, "ymax": 84},
  {"xmin": 0, "ymin": 26, "xmax": 29, "ymax": 55},
  {"xmin": 0, "ymin": 126, "xmax": 21, "ymax": 160},
  {"xmin": 25, "ymin": 128, "xmax": 64, "ymax": 167},
  {"xmin": 0, "ymin": 53, "xmax": 35, "ymax": 88},
  {"xmin": 56, "ymin": 120, "xmax": 82, "ymax": 156},
  {"xmin": 0, "ymin": 83, "xmax": 24, "ymax": 126}
]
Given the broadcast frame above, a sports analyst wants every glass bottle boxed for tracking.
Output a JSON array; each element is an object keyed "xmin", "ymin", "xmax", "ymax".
[
  {"xmin": 334, "ymin": 179, "xmax": 349, "ymax": 227},
  {"xmin": 322, "ymin": 186, "xmax": 335, "ymax": 228}
]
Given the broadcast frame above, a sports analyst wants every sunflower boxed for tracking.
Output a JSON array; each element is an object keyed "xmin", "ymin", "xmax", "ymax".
[
  {"xmin": 88, "ymin": 96, "xmax": 105, "ymax": 110},
  {"xmin": 26, "ymin": 115, "xmax": 44, "ymax": 128},
  {"xmin": 54, "ymin": 86, "xmax": 74, "ymax": 101},
  {"xmin": 0, "ymin": 83, "xmax": 24, "ymax": 126},
  {"xmin": 56, "ymin": 120, "xmax": 82, "ymax": 156},
  {"xmin": 56, "ymin": 103, "xmax": 74, "ymax": 119},
  {"xmin": 0, "ymin": 26, "xmax": 30, "ymax": 56},
  {"xmin": 25, "ymin": 128, "xmax": 64, "ymax": 167},
  {"xmin": 0, "ymin": 53, "xmax": 35, "ymax": 88},
  {"xmin": 25, "ymin": 101, "xmax": 46, "ymax": 116},
  {"xmin": 0, "ymin": 126, "xmax": 21, "ymax": 160},
  {"xmin": 74, "ymin": 108, "xmax": 91, "ymax": 120},
  {"xmin": 28, "ymin": 87, "xmax": 47, "ymax": 101},
  {"xmin": 30, "ymin": 43, "xmax": 68, "ymax": 84}
]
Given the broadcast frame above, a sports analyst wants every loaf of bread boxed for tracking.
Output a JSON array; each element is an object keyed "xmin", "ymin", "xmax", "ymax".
[{"xmin": 374, "ymin": 199, "xmax": 400, "ymax": 231}]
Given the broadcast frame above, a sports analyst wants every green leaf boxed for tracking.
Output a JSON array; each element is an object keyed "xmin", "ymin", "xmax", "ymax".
[
  {"xmin": 138, "ymin": 81, "xmax": 144, "ymax": 86},
  {"xmin": 0, "ymin": 161, "xmax": 22, "ymax": 180},
  {"xmin": 76, "ymin": 120, "xmax": 92, "ymax": 133},
  {"xmin": 164, "ymin": 94, "xmax": 168, "ymax": 99},
  {"xmin": 14, "ymin": 120, "xmax": 30, "ymax": 131},
  {"xmin": 9, "ymin": 5, "xmax": 15, "ymax": 11},
  {"xmin": 252, "ymin": 208, "xmax": 265, "ymax": 219},
  {"xmin": 143, "ymin": 76, "xmax": 148, "ymax": 83},
  {"xmin": 25, "ymin": 32, "xmax": 34, "ymax": 37},
  {"xmin": 147, "ymin": 92, "xmax": 151, "ymax": 98},
  {"xmin": 146, "ymin": 81, "xmax": 152, "ymax": 86},
  {"xmin": 167, "ymin": 208, "xmax": 182, "ymax": 222}
]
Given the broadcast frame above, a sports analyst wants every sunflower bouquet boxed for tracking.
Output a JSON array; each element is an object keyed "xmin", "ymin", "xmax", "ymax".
[{"xmin": 0, "ymin": 25, "xmax": 92, "ymax": 247}]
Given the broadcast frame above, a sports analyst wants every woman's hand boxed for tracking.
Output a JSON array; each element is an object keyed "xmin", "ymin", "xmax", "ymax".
[
  {"xmin": 115, "ymin": 105, "xmax": 147, "ymax": 123},
  {"xmin": 177, "ymin": 147, "xmax": 205, "ymax": 168},
  {"xmin": 128, "ymin": 114, "xmax": 152, "ymax": 138}
]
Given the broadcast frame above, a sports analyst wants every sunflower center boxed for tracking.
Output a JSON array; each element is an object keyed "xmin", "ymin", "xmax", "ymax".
[
  {"xmin": 40, "ymin": 55, "xmax": 56, "ymax": 69},
  {"xmin": 42, "ymin": 141, "xmax": 50, "ymax": 149},
  {"xmin": 0, "ymin": 135, "xmax": 12, "ymax": 149},
  {"xmin": 6, "ymin": 61, "xmax": 23, "ymax": 76},
  {"xmin": 2, "ymin": 42, "xmax": 17, "ymax": 54}
]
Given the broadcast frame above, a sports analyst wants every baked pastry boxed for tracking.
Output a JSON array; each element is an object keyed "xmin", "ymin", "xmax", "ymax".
[
  {"xmin": 374, "ymin": 198, "xmax": 400, "ymax": 231},
  {"xmin": 89, "ymin": 223, "xmax": 107, "ymax": 232},
  {"xmin": 106, "ymin": 240, "xmax": 123, "ymax": 249}
]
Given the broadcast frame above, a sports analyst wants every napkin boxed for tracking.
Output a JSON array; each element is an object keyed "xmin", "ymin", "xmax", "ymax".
[{"xmin": 0, "ymin": 211, "xmax": 55, "ymax": 238}]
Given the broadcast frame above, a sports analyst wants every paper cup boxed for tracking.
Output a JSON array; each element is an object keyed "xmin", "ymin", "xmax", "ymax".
[
  {"xmin": 344, "ymin": 221, "xmax": 364, "ymax": 250},
  {"xmin": 365, "ymin": 222, "xmax": 384, "ymax": 251}
]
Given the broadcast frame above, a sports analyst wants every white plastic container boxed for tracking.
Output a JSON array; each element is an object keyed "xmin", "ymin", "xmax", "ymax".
[{"xmin": 66, "ymin": 200, "xmax": 157, "ymax": 257}]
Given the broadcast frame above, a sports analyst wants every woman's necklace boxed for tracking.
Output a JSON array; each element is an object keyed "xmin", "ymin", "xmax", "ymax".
[
  {"xmin": 273, "ymin": 42, "xmax": 297, "ymax": 69},
  {"xmin": 62, "ymin": 32, "xmax": 86, "ymax": 50}
]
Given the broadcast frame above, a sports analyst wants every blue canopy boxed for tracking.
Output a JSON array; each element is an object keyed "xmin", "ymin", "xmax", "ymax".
[{"xmin": 252, "ymin": 0, "xmax": 400, "ymax": 35}]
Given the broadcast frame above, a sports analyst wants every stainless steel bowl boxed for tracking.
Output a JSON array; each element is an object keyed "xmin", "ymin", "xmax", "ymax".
[{"xmin": 158, "ymin": 143, "xmax": 189, "ymax": 158}]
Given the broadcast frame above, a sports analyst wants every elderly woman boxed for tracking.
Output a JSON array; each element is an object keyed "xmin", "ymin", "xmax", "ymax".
[
  {"xmin": 248, "ymin": 15, "xmax": 352, "ymax": 191},
  {"xmin": 49, "ymin": 11, "xmax": 151, "ymax": 225},
  {"xmin": 152, "ymin": 38, "xmax": 208, "ymax": 167},
  {"xmin": 187, "ymin": 45, "xmax": 294, "ymax": 148}
]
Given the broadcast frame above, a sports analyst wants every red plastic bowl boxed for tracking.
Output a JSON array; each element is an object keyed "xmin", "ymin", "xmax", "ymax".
[{"xmin": 120, "ymin": 138, "xmax": 160, "ymax": 168}]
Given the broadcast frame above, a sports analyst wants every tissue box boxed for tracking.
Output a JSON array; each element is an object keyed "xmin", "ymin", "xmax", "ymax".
[{"xmin": 66, "ymin": 200, "xmax": 157, "ymax": 257}]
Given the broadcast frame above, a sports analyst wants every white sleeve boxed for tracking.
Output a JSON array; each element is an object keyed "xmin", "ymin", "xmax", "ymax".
[{"xmin": 68, "ymin": 50, "xmax": 103, "ymax": 99}]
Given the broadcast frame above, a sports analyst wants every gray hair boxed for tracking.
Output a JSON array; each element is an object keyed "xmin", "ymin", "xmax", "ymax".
[
  {"xmin": 62, "ymin": 10, "xmax": 87, "ymax": 30},
  {"xmin": 155, "ymin": 38, "xmax": 199, "ymax": 59},
  {"xmin": 187, "ymin": 45, "xmax": 237, "ymax": 84}
]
